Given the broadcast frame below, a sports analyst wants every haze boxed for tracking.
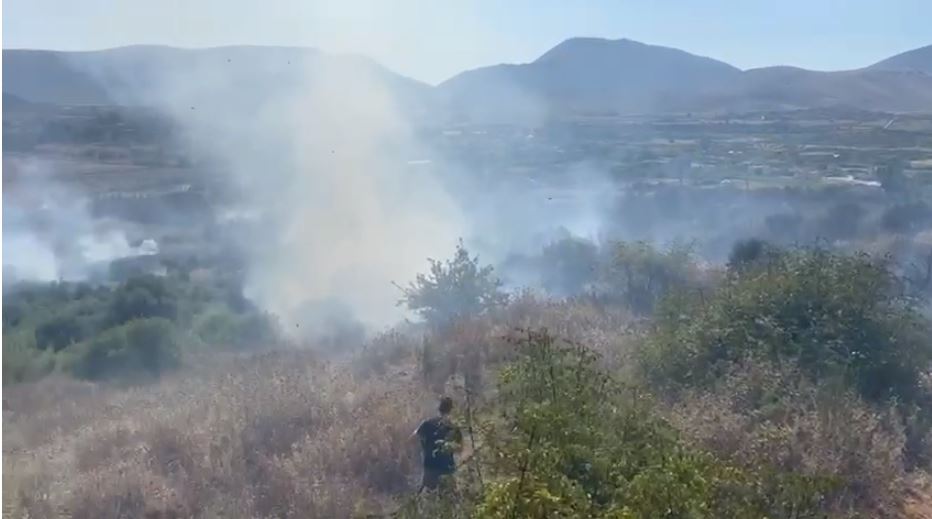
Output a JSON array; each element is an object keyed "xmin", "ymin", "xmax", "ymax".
[{"xmin": 3, "ymin": 0, "xmax": 931, "ymax": 83}]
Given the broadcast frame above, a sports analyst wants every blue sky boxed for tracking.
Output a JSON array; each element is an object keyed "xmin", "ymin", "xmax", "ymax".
[{"xmin": 4, "ymin": 0, "xmax": 930, "ymax": 84}]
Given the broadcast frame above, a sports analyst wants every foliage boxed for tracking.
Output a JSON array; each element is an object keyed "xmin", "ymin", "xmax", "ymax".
[
  {"xmin": 194, "ymin": 305, "xmax": 279, "ymax": 350},
  {"xmin": 34, "ymin": 314, "xmax": 89, "ymax": 351},
  {"xmin": 600, "ymin": 240, "xmax": 697, "ymax": 314},
  {"xmin": 726, "ymin": 238, "xmax": 780, "ymax": 272},
  {"xmin": 3, "ymin": 331, "xmax": 56, "ymax": 385},
  {"xmin": 472, "ymin": 330, "xmax": 832, "ymax": 518},
  {"xmin": 399, "ymin": 240, "xmax": 508, "ymax": 329},
  {"xmin": 644, "ymin": 248, "xmax": 932, "ymax": 406},
  {"xmin": 109, "ymin": 275, "xmax": 179, "ymax": 325},
  {"xmin": 3, "ymin": 273, "xmax": 275, "ymax": 383},
  {"xmin": 67, "ymin": 317, "xmax": 180, "ymax": 381}
]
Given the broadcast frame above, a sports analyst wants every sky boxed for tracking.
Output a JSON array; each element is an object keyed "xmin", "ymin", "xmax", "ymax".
[{"xmin": 3, "ymin": 0, "xmax": 931, "ymax": 84}]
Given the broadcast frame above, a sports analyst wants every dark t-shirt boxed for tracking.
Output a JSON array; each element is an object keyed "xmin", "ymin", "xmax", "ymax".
[{"xmin": 417, "ymin": 416, "xmax": 461, "ymax": 473}]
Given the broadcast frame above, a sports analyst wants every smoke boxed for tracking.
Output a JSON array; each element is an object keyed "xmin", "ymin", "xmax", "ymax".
[
  {"xmin": 86, "ymin": 50, "xmax": 466, "ymax": 335},
  {"xmin": 2, "ymin": 158, "xmax": 157, "ymax": 283}
]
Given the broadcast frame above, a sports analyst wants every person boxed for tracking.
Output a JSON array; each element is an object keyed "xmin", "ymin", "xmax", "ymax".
[{"xmin": 412, "ymin": 396, "xmax": 462, "ymax": 492}]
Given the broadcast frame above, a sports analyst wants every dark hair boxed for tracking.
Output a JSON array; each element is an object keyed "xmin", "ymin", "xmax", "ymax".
[{"xmin": 438, "ymin": 396, "xmax": 453, "ymax": 415}]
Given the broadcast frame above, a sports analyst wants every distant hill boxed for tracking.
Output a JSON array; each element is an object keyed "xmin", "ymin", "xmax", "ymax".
[
  {"xmin": 869, "ymin": 45, "xmax": 932, "ymax": 74},
  {"xmin": 5, "ymin": 39, "xmax": 932, "ymax": 123},
  {"xmin": 2, "ymin": 46, "xmax": 433, "ymax": 117},
  {"xmin": 705, "ymin": 66, "xmax": 932, "ymax": 113},
  {"xmin": 3, "ymin": 49, "xmax": 112, "ymax": 105},
  {"xmin": 3, "ymin": 92, "xmax": 36, "ymax": 111},
  {"xmin": 439, "ymin": 38, "xmax": 743, "ymax": 122},
  {"xmin": 439, "ymin": 38, "xmax": 932, "ymax": 121}
]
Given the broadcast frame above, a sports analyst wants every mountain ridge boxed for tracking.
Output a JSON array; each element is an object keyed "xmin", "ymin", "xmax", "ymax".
[{"xmin": 5, "ymin": 38, "xmax": 932, "ymax": 119}]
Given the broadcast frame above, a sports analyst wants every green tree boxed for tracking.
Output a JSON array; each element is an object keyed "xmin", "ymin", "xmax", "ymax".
[
  {"xmin": 644, "ymin": 248, "xmax": 932, "ymax": 405},
  {"xmin": 601, "ymin": 241, "xmax": 696, "ymax": 314},
  {"xmin": 109, "ymin": 275, "xmax": 178, "ymax": 326},
  {"xmin": 70, "ymin": 317, "xmax": 180, "ymax": 381},
  {"xmin": 471, "ymin": 330, "xmax": 830, "ymax": 518},
  {"xmin": 539, "ymin": 235, "xmax": 600, "ymax": 296},
  {"xmin": 398, "ymin": 240, "xmax": 507, "ymax": 330}
]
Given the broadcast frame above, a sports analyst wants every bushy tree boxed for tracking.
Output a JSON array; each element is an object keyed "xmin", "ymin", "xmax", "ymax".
[
  {"xmin": 727, "ymin": 238, "xmax": 781, "ymax": 273},
  {"xmin": 644, "ymin": 248, "xmax": 932, "ymax": 405},
  {"xmin": 398, "ymin": 240, "xmax": 507, "ymax": 329},
  {"xmin": 34, "ymin": 314, "xmax": 88, "ymax": 352},
  {"xmin": 601, "ymin": 240, "xmax": 697, "ymax": 314},
  {"xmin": 69, "ymin": 317, "xmax": 180, "ymax": 381},
  {"xmin": 109, "ymin": 275, "xmax": 178, "ymax": 325},
  {"xmin": 470, "ymin": 330, "xmax": 830, "ymax": 518},
  {"xmin": 194, "ymin": 305, "xmax": 279, "ymax": 350},
  {"xmin": 538, "ymin": 235, "xmax": 600, "ymax": 296}
]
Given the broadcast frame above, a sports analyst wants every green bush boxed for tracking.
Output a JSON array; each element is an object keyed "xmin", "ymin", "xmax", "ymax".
[
  {"xmin": 726, "ymin": 238, "xmax": 781, "ymax": 273},
  {"xmin": 471, "ymin": 330, "xmax": 831, "ymax": 518},
  {"xmin": 644, "ymin": 248, "xmax": 932, "ymax": 405},
  {"xmin": 600, "ymin": 240, "xmax": 697, "ymax": 314},
  {"xmin": 2, "ymin": 331, "xmax": 56, "ymax": 385},
  {"xmin": 34, "ymin": 314, "xmax": 89, "ymax": 352},
  {"xmin": 69, "ymin": 318, "xmax": 180, "ymax": 381},
  {"xmin": 194, "ymin": 306, "xmax": 278, "ymax": 349},
  {"xmin": 109, "ymin": 275, "xmax": 178, "ymax": 326},
  {"xmin": 539, "ymin": 235, "xmax": 600, "ymax": 296},
  {"xmin": 398, "ymin": 240, "xmax": 508, "ymax": 330}
]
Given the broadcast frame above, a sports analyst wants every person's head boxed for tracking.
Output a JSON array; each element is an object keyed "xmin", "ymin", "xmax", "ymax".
[{"xmin": 438, "ymin": 396, "xmax": 453, "ymax": 415}]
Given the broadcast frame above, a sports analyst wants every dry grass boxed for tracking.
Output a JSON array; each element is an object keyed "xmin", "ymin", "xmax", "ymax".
[
  {"xmin": 3, "ymin": 350, "xmax": 429, "ymax": 518},
  {"xmin": 4, "ymin": 297, "xmax": 930, "ymax": 518},
  {"xmin": 666, "ymin": 362, "xmax": 912, "ymax": 517}
]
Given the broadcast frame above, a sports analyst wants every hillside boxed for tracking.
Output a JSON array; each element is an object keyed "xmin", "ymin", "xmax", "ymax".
[
  {"xmin": 5, "ymin": 39, "xmax": 932, "ymax": 122},
  {"xmin": 870, "ymin": 44, "xmax": 932, "ymax": 74},
  {"xmin": 439, "ymin": 38, "xmax": 932, "ymax": 120},
  {"xmin": 2, "ymin": 46, "xmax": 433, "ymax": 116},
  {"xmin": 439, "ymin": 37, "xmax": 743, "ymax": 121}
]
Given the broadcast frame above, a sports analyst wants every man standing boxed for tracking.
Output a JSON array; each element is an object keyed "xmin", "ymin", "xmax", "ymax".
[{"xmin": 413, "ymin": 396, "xmax": 463, "ymax": 492}]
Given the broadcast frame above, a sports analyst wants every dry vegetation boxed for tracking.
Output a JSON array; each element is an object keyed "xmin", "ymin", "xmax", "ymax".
[{"xmin": 4, "ymin": 253, "xmax": 932, "ymax": 518}]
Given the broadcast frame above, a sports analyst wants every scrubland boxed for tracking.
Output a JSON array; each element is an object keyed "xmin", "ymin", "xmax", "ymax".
[{"xmin": 5, "ymin": 245, "xmax": 932, "ymax": 518}]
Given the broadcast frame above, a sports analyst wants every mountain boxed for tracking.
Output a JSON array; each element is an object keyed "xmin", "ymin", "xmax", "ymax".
[
  {"xmin": 869, "ymin": 45, "xmax": 932, "ymax": 74},
  {"xmin": 439, "ymin": 38, "xmax": 932, "ymax": 120},
  {"xmin": 6, "ymin": 40, "xmax": 932, "ymax": 122},
  {"xmin": 2, "ymin": 46, "xmax": 433, "ymax": 116},
  {"xmin": 439, "ymin": 38, "xmax": 743, "ymax": 121},
  {"xmin": 3, "ymin": 49, "xmax": 112, "ymax": 105}
]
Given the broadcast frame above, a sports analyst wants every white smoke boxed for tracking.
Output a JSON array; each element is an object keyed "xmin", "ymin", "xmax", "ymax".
[{"xmin": 2, "ymin": 158, "xmax": 156, "ymax": 283}]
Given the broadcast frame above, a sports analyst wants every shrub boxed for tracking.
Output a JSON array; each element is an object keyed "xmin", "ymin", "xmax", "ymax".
[
  {"xmin": 194, "ymin": 306, "xmax": 278, "ymax": 350},
  {"xmin": 69, "ymin": 317, "xmax": 180, "ymax": 381},
  {"xmin": 398, "ymin": 240, "xmax": 508, "ymax": 330},
  {"xmin": 644, "ymin": 248, "xmax": 932, "ymax": 406},
  {"xmin": 471, "ymin": 330, "xmax": 831, "ymax": 518},
  {"xmin": 109, "ymin": 275, "xmax": 178, "ymax": 326},
  {"xmin": 2, "ymin": 332, "xmax": 56, "ymax": 385},
  {"xmin": 600, "ymin": 240, "xmax": 697, "ymax": 314},
  {"xmin": 726, "ymin": 238, "xmax": 780, "ymax": 273},
  {"xmin": 34, "ymin": 314, "xmax": 88, "ymax": 352}
]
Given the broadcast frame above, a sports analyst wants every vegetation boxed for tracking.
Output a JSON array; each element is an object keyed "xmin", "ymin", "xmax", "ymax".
[
  {"xmin": 4, "ymin": 241, "xmax": 932, "ymax": 518},
  {"xmin": 2, "ymin": 274, "xmax": 278, "ymax": 384},
  {"xmin": 398, "ymin": 240, "xmax": 508, "ymax": 330},
  {"xmin": 644, "ymin": 249, "xmax": 932, "ymax": 405},
  {"xmin": 467, "ymin": 331, "xmax": 832, "ymax": 518}
]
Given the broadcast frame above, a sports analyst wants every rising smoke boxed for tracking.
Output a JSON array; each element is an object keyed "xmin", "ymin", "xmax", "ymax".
[{"xmin": 2, "ymin": 158, "xmax": 157, "ymax": 284}]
